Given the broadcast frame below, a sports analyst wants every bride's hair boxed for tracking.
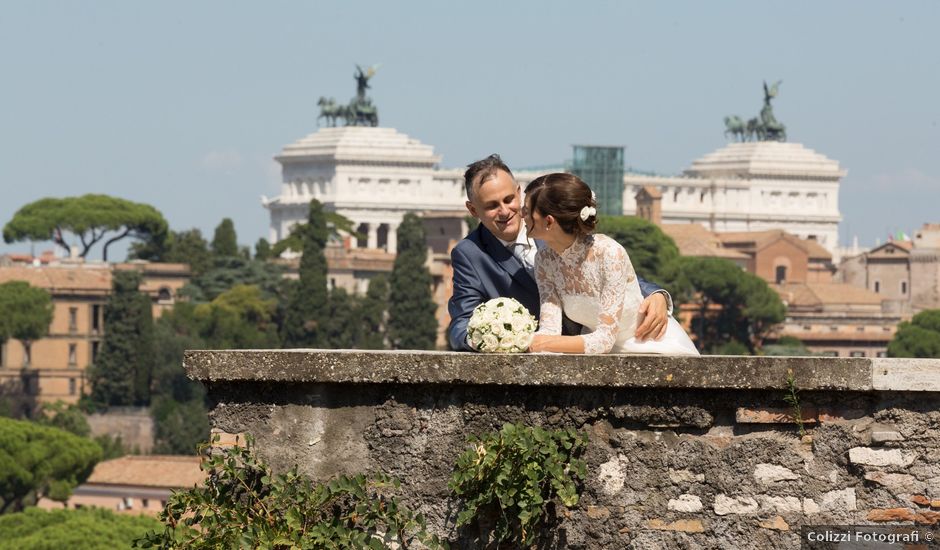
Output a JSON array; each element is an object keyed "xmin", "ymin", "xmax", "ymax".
[{"xmin": 524, "ymin": 173, "xmax": 598, "ymax": 236}]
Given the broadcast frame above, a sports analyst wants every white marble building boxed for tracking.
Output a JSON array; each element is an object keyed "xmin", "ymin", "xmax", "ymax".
[
  {"xmin": 263, "ymin": 127, "xmax": 845, "ymax": 256},
  {"xmin": 623, "ymin": 141, "xmax": 845, "ymax": 254},
  {"xmin": 262, "ymin": 126, "xmax": 467, "ymax": 254}
]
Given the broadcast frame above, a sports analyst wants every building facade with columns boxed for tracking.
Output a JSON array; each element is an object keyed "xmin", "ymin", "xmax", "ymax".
[
  {"xmin": 262, "ymin": 128, "xmax": 846, "ymax": 262},
  {"xmin": 624, "ymin": 141, "xmax": 845, "ymax": 256}
]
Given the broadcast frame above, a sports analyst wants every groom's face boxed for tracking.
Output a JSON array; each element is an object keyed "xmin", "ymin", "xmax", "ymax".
[{"xmin": 466, "ymin": 169, "xmax": 522, "ymax": 242}]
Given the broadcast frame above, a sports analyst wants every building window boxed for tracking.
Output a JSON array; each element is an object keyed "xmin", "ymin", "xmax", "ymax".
[
  {"xmin": 142, "ymin": 498, "xmax": 149, "ymax": 508},
  {"xmin": 158, "ymin": 287, "xmax": 172, "ymax": 302},
  {"xmin": 901, "ymin": 281, "xmax": 908, "ymax": 295},
  {"xmin": 0, "ymin": 343, "xmax": 4, "ymax": 368},
  {"xmin": 873, "ymin": 280, "xmax": 881, "ymax": 293},
  {"xmin": 775, "ymin": 266, "xmax": 787, "ymax": 284},
  {"xmin": 877, "ymin": 351, "xmax": 887, "ymax": 358},
  {"xmin": 856, "ymin": 326, "xmax": 865, "ymax": 332},
  {"xmin": 821, "ymin": 351, "xmax": 838, "ymax": 357},
  {"xmin": 92, "ymin": 305, "xmax": 102, "ymax": 332},
  {"xmin": 69, "ymin": 378, "xmax": 76, "ymax": 395},
  {"xmin": 850, "ymin": 351, "xmax": 865, "ymax": 358},
  {"xmin": 68, "ymin": 344, "xmax": 77, "ymax": 366},
  {"xmin": 69, "ymin": 307, "xmax": 78, "ymax": 332},
  {"xmin": 91, "ymin": 341, "xmax": 100, "ymax": 362},
  {"xmin": 830, "ymin": 326, "xmax": 839, "ymax": 332}
]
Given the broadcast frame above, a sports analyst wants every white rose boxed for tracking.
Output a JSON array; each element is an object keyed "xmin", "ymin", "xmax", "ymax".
[
  {"xmin": 481, "ymin": 333, "xmax": 499, "ymax": 351},
  {"xmin": 514, "ymin": 333, "xmax": 532, "ymax": 350}
]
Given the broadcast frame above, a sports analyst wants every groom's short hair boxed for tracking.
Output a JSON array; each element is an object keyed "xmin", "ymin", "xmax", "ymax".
[{"xmin": 464, "ymin": 154, "xmax": 513, "ymax": 201}]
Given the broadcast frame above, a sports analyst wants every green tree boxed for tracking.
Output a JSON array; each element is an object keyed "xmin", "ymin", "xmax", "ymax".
[
  {"xmin": 181, "ymin": 256, "xmax": 284, "ymax": 303},
  {"xmin": 150, "ymin": 397, "xmax": 209, "ymax": 455},
  {"xmin": 763, "ymin": 335, "xmax": 813, "ymax": 356},
  {"xmin": 3, "ymin": 195, "xmax": 168, "ymax": 261},
  {"xmin": 597, "ymin": 215, "xmax": 682, "ymax": 288},
  {"xmin": 0, "ymin": 506, "xmax": 160, "ymax": 549},
  {"xmin": 0, "ymin": 282, "xmax": 54, "ymax": 367},
  {"xmin": 282, "ymin": 200, "xmax": 330, "ymax": 348},
  {"xmin": 254, "ymin": 237, "xmax": 272, "ymax": 261},
  {"xmin": 89, "ymin": 271, "xmax": 155, "ymax": 407},
  {"xmin": 36, "ymin": 401, "xmax": 91, "ymax": 438},
  {"xmin": 194, "ymin": 284, "xmax": 280, "ymax": 349},
  {"xmin": 387, "ymin": 213, "xmax": 437, "ymax": 350},
  {"xmin": 323, "ymin": 288, "xmax": 359, "ymax": 349},
  {"xmin": 0, "ymin": 417, "xmax": 102, "ymax": 513},
  {"xmin": 358, "ymin": 275, "xmax": 388, "ymax": 349},
  {"xmin": 129, "ymin": 228, "xmax": 212, "ymax": 276},
  {"xmin": 888, "ymin": 310, "xmax": 940, "ymax": 358},
  {"xmin": 150, "ymin": 304, "xmax": 207, "ymax": 404},
  {"xmin": 271, "ymin": 211, "xmax": 358, "ymax": 257},
  {"xmin": 210, "ymin": 218, "xmax": 239, "ymax": 258},
  {"xmin": 676, "ymin": 257, "xmax": 786, "ymax": 354}
]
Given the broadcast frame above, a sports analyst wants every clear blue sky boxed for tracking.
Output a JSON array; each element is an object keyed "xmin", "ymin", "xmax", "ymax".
[{"xmin": 1, "ymin": 1, "xmax": 937, "ymax": 259}]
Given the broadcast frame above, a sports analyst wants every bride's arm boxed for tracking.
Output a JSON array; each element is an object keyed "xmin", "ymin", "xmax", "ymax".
[
  {"xmin": 580, "ymin": 241, "xmax": 628, "ymax": 354},
  {"xmin": 529, "ymin": 250, "xmax": 584, "ymax": 353}
]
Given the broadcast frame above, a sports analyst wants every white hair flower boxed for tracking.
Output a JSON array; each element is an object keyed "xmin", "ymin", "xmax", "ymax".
[{"xmin": 579, "ymin": 206, "xmax": 597, "ymax": 221}]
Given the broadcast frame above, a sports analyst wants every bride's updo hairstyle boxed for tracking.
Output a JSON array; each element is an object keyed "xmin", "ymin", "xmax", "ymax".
[{"xmin": 524, "ymin": 173, "xmax": 598, "ymax": 236}]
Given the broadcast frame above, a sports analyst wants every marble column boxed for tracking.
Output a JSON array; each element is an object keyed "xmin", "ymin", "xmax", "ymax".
[
  {"xmin": 387, "ymin": 223, "xmax": 398, "ymax": 254},
  {"xmin": 367, "ymin": 224, "xmax": 378, "ymax": 249}
]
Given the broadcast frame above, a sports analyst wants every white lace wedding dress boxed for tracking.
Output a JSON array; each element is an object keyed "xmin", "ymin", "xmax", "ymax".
[{"xmin": 533, "ymin": 233, "xmax": 699, "ymax": 355}]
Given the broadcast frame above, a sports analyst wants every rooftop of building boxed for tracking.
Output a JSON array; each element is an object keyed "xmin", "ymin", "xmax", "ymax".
[
  {"xmin": 684, "ymin": 141, "xmax": 846, "ymax": 180},
  {"xmin": 660, "ymin": 223, "xmax": 749, "ymax": 260},
  {"xmin": 774, "ymin": 282, "xmax": 885, "ymax": 308},
  {"xmin": 85, "ymin": 455, "xmax": 205, "ymax": 489},
  {"xmin": 276, "ymin": 126, "xmax": 441, "ymax": 166}
]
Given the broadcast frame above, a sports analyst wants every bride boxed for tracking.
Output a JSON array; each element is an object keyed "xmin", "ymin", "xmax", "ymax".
[{"xmin": 524, "ymin": 173, "xmax": 699, "ymax": 355}]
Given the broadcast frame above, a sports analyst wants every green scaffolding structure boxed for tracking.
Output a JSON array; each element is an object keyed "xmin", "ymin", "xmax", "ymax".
[{"xmin": 569, "ymin": 145, "xmax": 624, "ymax": 216}]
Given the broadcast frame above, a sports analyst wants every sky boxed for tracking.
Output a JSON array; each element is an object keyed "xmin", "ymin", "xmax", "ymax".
[{"xmin": 1, "ymin": 1, "xmax": 938, "ymax": 260}]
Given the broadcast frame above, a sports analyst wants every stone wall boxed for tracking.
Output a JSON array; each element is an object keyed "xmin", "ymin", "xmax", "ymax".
[
  {"xmin": 186, "ymin": 351, "xmax": 940, "ymax": 549},
  {"xmin": 87, "ymin": 406, "xmax": 154, "ymax": 454}
]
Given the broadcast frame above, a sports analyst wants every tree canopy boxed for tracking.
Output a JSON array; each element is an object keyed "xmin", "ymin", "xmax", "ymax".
[
  {"xmin": 282, "ymin": 200, "xmax": 330, "ymax": 348},
  {"xmin": 3, "ymin": 195, "xmax": 168, "ymax": 261},
  {"xmin": 0, "ymin": 281, "xmax": 54, "ymax": 366},
  {"xmin": 675, "ymin": 256, "xmax": 786, "ymax": 354},
  {"xmin": 0, "ymin": 507, "xmax": 160, "ymax": 549},
  {"xmin": 597, "ymin": 215, "xmax": 681, "ymax": 288},
  {"xmin": 387, "ymin": 213, "xmax": 437, "ymax": 350},
  {"xmin": 129, "ymin": 228, "xmax": 212, "ymax": 275},
  {"xmin": 888, "ymin": 309, "xmax": 940, "ymax": 358},
  {"xmin": 0, "ymin": 417, "xmax": 102, "ymax": 514},
  {"xmin": 88, "ymin": 271, "xmax": 155, "ymax": 407},
  {"xmin": 211, "ymin": 218, "xmax": 239, "ymax": 258}
]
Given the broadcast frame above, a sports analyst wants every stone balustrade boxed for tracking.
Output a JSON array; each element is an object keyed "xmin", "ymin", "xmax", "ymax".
[{"xmin": 186, "ymin": 351, "xmax": 940, "ymax": 549}]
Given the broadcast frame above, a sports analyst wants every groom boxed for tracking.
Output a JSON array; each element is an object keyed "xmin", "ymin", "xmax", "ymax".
[{"xmin": 447, "ymin": 154, "xmax": 672, "ymax": 351}]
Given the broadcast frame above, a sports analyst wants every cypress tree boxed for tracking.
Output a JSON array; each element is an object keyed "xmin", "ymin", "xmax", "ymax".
[
  {"xmin": 358, "ymin": 275, "xmax": 388, "ymax": 349},
  {"xmin": 90, "ymin": 270, "xmax": 155, "ymax": 407},
  {"xmin": 387, "ymin": 214, "xmax": 437, "ymax": 349},
  {"xmin": 211, "ymin": 218, "xmax": 239, "ymax": 258},
  {"xmin": 254, "ymin": 238, "xmax": 273, "ymax": 261},
  {"xmin": 282, "ymin": 200, "xmax": 329, "ymax": 347},
  {"xmin": 324, "ymin": 288, "xmax": 359, "ymax": 349}
]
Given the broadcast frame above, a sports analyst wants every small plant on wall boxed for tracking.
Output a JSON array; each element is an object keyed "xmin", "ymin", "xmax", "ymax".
[
  {"xmin": 449, "ymin": 423, "xmax": 588, "ymax": 547},
  {"xmin": 135, "ymin": 434, "xmax": 445, "ymax": 549}
]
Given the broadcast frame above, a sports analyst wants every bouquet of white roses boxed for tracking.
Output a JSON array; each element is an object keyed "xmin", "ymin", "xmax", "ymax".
[{"xmin": 466, "ymin": 297, "xmax": 538, "ymax": 353}]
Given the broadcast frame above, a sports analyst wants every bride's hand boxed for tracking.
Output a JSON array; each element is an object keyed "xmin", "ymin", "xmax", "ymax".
[
  {"xmin": 635, "ymin": 293, "xmax": 669, "ymax": 341},
  {"xmin": 528, "ymin": 334, "xmax": 549, "ymax": 353}
]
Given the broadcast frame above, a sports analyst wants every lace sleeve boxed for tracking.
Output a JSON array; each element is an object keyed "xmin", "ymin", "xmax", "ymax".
[
  {"xmin": 581, "ymin": 240, "xmax": 630, "ymax": 354},
  {"xmin": 534, "ymin": 249, "xmax": 562, "ymax": 336}
]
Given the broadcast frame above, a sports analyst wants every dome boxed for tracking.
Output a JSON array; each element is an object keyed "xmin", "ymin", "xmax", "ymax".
[
  {"xmin": 684, "ymin": 141, "xmax": 846, "ymax": 180},
  {"xmin": 276, "ymin": 126, "xmax": 441, "ymax": 167}
]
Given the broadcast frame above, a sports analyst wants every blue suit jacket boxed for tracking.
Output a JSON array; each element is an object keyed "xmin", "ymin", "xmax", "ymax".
[{"xmin": 447, "ymin": 225, "xmax": 664, "ymax": 351}]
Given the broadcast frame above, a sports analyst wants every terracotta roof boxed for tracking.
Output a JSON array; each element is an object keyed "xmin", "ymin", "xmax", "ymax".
[
  {"xmin": 0, "ymin": 266, "xmax": 112, "ymax": 292},
  {"xmin": 660, "ymin": 224, "xmax": 749, "ymax": 259},
  {"xmin": 717, "ymin": 229, "xmax": 832, "ymax": 260},
  {"xmin": 774, "ymin": 282, "xmax": 884, "ymax": 307},
  {"xmin": 86, "ymin": 455, "xmax": 205, "ymax": 489}
]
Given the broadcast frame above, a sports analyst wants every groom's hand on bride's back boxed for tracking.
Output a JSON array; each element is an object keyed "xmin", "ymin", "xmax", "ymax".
[{"xmin": 635, "ymin": 293, "xmax": 669, "ymax": 342}]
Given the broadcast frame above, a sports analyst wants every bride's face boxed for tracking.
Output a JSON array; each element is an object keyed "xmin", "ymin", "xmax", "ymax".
[{"xmin": 523, "ymin": 196, "xmax": 548, "ymax": 239}]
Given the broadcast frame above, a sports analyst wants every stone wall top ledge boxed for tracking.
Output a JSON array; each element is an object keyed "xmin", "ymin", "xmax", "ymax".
[{"xmin": 183, "ymin": 350, "xmax": 940, "ymax": 392}]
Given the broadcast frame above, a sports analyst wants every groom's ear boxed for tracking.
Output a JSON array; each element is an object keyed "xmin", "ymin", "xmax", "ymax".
[{"xmin": 465, "ymin": 200, "xmax": 478, "ymax": 219}]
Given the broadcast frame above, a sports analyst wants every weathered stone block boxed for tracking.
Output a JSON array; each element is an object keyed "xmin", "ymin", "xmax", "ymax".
[
  {"xmin": 759, "ymin": 496, "xmax": 802, "ymax": 514},
  {"xmin": 849, "ymin": 447, "xmax": 917, "ymax": 467},
  {"xmin": 646, "ymin": 519, "xmax": 705, "ymax": 533},
  {"xmin": 803, "ymin": 498, "xmax": 820, "ymax": 515},
  {"xmin": 668, "ymin": 468, "xmax": 705, "ymax": 484},
  {"xmin": 818, "ymin": 488, "xmax": 857, "ymax": 512},
  {"xmin": 586, "ymin": 505, "xmax": 610, "ymax": 520},
  {"xmin": 667, "ymin": 494, "xmax": 703, "ymax": 513},
  {"xmin": 870, "ymin": 423, "xmax": 904, "ymax": 444},
  {"xmin": 597, "ymin": 454, "xmax": 628, "ymax": 496},
  {"xmin": 714, "ymin": 495, "xmax": 759, "ymax": 515},
  {"xmin": 864, "ymin": 472, "xmax": 923, "ymax": 494},
  {"xmin": 868, "ymin": 508, "xmax": 916, "ymax": 522},
  {"xmin": 736, "ymin": 406, "xmax": 817, "ymax": 424},
  {"xmin": 758, "ymin": 516, "xmax": 790, "ymax": 531},
  {"xmin": 753, "ymin": 463, "xmax": 800, "ymax": 484}
]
